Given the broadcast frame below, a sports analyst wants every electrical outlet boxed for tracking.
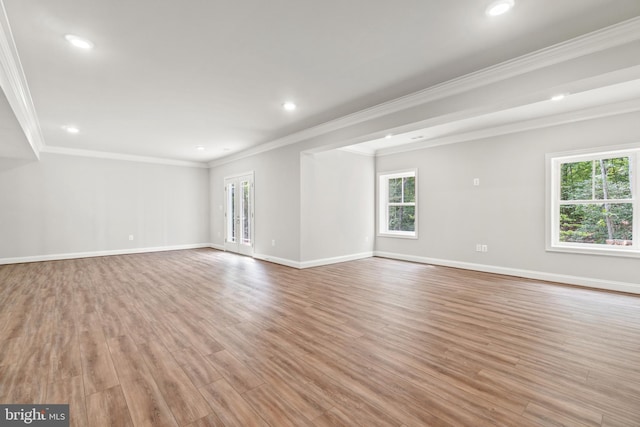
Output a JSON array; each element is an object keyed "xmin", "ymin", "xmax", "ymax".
[
  {"xmin": 473, "ymin": 178, "xmax": 480, "ymax": 186},
  {"xmin": 482, "ymin": 244, "xmax": 488, "ymax": 252},
  {"xmin": 476, "ymin": 244, "xmax": 482, "ymax": 252},
  {"xmin": 128, "ymin": 235, "xmax": 134, "ymax": 241}
]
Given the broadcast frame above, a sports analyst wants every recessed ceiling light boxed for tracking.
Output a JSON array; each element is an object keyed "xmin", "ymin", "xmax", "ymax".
[
  {"xmin": 411, "ymin": 135, "xmax": 424, "ymax": 140},
  {"xmin": 485, "ymin": 0, "xmax": 514, "ymax": 17},
  {"xmin": 63, "ymin": 125, "xmax": 79, "ymax": 134},
  {"xmin": 64, "ymin": 34, "xmax": 94, "ymax": 50},
  {"xmin": 385, "ymin": 134, "xmax": 393, "ymax": 139},
  {"xmin": 550, "ymin": 93, "xmax": 568, "ymax": 101},
  {"xmin": 196, "ymin": 145, "xmax": 205, "ymax": 151},
  {"xmin": 283, "ymin": 102, "xmax": 297, "ymax": 111}
]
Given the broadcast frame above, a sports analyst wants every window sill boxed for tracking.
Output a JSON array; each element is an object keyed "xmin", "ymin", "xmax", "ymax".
[
  {"xmin": 378, "ymin": 232, "xmax": 418, "ymax": 240},
  {"xmin": 547, "ymin": 244, "xmax": 640, "ymax": 258}
]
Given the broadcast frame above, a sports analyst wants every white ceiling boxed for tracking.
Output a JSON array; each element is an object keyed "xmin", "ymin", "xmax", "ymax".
[{"xmin": 2, "ymin": 0, "xmax": 640, "ymax": 162}]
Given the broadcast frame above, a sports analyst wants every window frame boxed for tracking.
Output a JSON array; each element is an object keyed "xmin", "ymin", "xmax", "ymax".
[
  {"xmin": 378, "ymin": 169, "xmax": 418, "ymax": 239},
  {"xmin": 546, "ymin": 146, "xmax": 640, "ymax": 258}
]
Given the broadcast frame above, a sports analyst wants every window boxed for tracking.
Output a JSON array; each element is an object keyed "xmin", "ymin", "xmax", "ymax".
[
  {"xmin": 548, "ymin": 147, "xmax": 639, "ymax": 257},
  {"xmin": 379, "ymin": 170, "xmax": 417, "ymax": 238}
]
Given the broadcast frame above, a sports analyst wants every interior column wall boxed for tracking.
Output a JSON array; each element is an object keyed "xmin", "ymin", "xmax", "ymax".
[
  {"xmin": 300, "ymin": 149, "xmax": 375, "ymax": 264},
  {"xmin": 209, "ymin": 144, "xmax": 301, "ymax": 264}
]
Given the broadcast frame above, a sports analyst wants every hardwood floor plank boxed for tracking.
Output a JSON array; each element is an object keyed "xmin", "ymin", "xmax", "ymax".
[
  {"xmin": 96, "ymin": 298, "xmax": 127, "ymax": 339},
  {"xmin": 305, "ymin": 370, "xmax": 414, "ymax": 426},
  {"xmin": 478, "ymin": 368, "xmax": 603, "ymax": 426},
  {"xmin": 184, "ymin": 413, "xmax": 225, "ymax": 427},
  {"xmin": 0, "ymin": 309, "xmax": 30, "ymax": 339},
  {"xmin": 198, "ymin": 379, "xmax": 268, "ymax": 427},
  {"xmin": 1, "ymin": 333, "xmax": 51, "ymax": 403},
  {"xmin": 119, "ymin": 376, "xmax": 178, "ymax": 427},
  {"xmin": 0, "ymin": 336, "xmax": 25, "ymax": 367},
  {"xmin": 49, "ymin": 332, "xmax": 82, "ymax": 382},
  {"xmin": 207, "ymin": 349, "xmax": 263, "ymax": 393},
  {"xmin": 2, "ymin": 250, "xmax": 640, "ymax": 426},
  {"xmin": 311, "ymin": 409, "xmax": 351, "ymax": 427},
  {"xmin": 79, "ymin": 329, "xmax": 119, "ymax": 396},
  {"xmin": 306, "ymin": 344, "xmax": 487, "ymax": 426},
  {"xmin": 106, "ymin": 335, "xmax": 150, "ymax": 384},
  {"xmin": 46, "ymin": 375, "xmax": 88, "ymax": 427},
  {"xmin": 248, "ymin": 357, "xmax": 334, "ymax": 420},
  {"xmin": 137, "ymin": 340, "xmax": 211, "ymax": 425},
  {"xmin": 86, "ymin": 385, "xmax": 134, "ymax": 427},
  {"xmin": 171, "ymin": 347, "xmax": 222, "ymax": 388},
  {"xmin": 109, "ymin": 298, "xmax": 158, "ymax": 345},
  {"xmin": 523, "ymin": 401, "xmax": 600, "ymax": 427},
  {"xmin": 601, "ymin": 412, "xmax": 640, "ymax": 427},
  {"xmin": 164, "ymin": 312, "xmax": 225, "ymax": 356},
  {"xmin": 244, "ymin": 383, "xmax": 314, "ymax": 427}
]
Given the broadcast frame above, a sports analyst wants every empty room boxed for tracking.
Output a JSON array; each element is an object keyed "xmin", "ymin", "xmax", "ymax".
[{"xmin": 2, "ymin": 0, "xmax": 640, "ymax": 426}]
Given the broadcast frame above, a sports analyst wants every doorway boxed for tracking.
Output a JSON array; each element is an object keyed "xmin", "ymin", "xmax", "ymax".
[{"xmin": 224, "ymin": 172, "xmax": 254, "ymax": 256}]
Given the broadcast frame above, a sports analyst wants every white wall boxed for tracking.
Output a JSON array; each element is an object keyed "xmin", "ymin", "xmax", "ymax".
[
  {"xmin": 210, "ymin": 146, "xmax": 375, "ymax": 266},
  {"xmin": 0, "ymin": 153, "xmax": 210, "ymax": 261},
  {"xmin": 209, "ymin": 145, "xmax": 301, "ymax": 263},
  {"xmin": 300, "ymin": 149, "xmax": 374, "ymax": 264},
  {"xmin": 375, "ymin": 111, "xmax": 640, "ymax": 290}
]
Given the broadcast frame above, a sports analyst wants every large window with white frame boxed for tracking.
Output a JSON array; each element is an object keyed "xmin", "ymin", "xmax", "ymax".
[
  {"xmin": 378, "ymin": 169, "xmax": 417, "ymax": 238},
  {"xmin": 548, "ymin": 147, "xmax": 639, "ymax": 257}
]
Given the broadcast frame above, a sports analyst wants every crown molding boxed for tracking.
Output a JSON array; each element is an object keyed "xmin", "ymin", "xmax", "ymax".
[
  {"xmin": 337, "ymin": 146, "xmax": 376, "ymax": 157},
  {"xmin": 376, "ymin": 98, "xmax": 640, "ymax": 157},
  {"xmin": 0, "ymin": 1, "xmax": 44, "ymax": 158},
  {"xmin": 209, "ymin": 17, "xmax": 640, "ymax": 168},
  {"xmin": 41, "ymin": 145, "xmax": 208, "ymax": 168}
]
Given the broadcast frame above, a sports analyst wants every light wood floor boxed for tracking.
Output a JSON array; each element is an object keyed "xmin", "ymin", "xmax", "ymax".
[{"xmin": 1, "ymin": 249, "xmax": 639, "ymax": 426}]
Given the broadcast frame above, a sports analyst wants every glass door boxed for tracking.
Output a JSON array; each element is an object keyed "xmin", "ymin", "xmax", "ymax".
[{"xmin": 224, "ymin": 172, "xmax": 254, "ymax": 256}]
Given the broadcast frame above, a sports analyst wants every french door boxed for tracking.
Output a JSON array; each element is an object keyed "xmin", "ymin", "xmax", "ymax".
[{"xmin": 224, "ymin": 172, "xmax": 254, "ymax": 256}]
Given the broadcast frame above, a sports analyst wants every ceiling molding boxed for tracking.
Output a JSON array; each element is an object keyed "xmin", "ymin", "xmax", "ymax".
[
  {"xmin": 40, "ymin": 146, "xmax": 208, "ymax": 168},
  {"xmin": 0, "ymin": 0, "xmax": 44, "ymax": 158},
  {"xmin": 209, "ymin": 16, "xmax": 640, "ymax": 168},
  {"xmin": 337, "ymin": 146, "xmax": 376, "ymax": 157},
  {"xmin": 376, "ymin": 98, "xmax": 640, "ymax": 157}
]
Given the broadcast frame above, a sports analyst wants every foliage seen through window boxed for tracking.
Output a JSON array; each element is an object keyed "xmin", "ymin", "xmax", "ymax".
[
  {"xmin": 387, "ymin": 176, "xmax": 415, "ymax": 232},
  {"xmin": 559, "ymin": 156, "xmax": 633, "ymax": 245}
]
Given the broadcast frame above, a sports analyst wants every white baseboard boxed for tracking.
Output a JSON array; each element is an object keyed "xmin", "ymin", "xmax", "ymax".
[
  {"xmin": 299, "ymin": 252, "xmax": 374, "ymax": 269},
  {"xmin": 254, "ymin": 251, "xmax": 374, "ymax": 269},
  {"xmin": 253, "ymin": 253, "xmax": 301, "ymax": 269},
  {"xmin": 4, "ymin": 245, "xmax": 635, "ymax": 294},
  {"xmin": 0, "ymin": 243, "xmax": 213, "ymax": 265},
  {"xmin": 374, "ymin": 251, "xmax": 640, "ymax": 295}
]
